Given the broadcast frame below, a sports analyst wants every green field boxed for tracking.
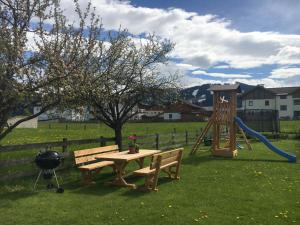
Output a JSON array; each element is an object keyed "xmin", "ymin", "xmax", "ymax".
[
  {"xmin": 1, "ymin": 120, "xmax": 300, "ymax": 146},
  {"xmin": 0, "ymin": 121, "xmax": 206, "ymax": 145},
  {"xmin": 0, "ymin": 121, "xmax": 299, "ymax": 225},
  {"xmin": 280, "ymin": 120, "xmax": 300, "ymax": 133},
  {"xmin": 1, "ymin": 141, "xmax": 300, "ymax": 225}
]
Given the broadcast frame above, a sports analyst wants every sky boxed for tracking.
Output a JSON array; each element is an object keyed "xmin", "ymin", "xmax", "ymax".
[{"xmin": 60, "ymin": 0, "xmax": 300, "ymax": 87}]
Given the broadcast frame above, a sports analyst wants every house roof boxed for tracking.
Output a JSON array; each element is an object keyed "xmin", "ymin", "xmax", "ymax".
[
  {"xmin": 164, "ymin": 100, "xmax": 206, "ymax": 113},
  {"xmin": 268, "ymin": 86, "xmax": 300, "ymax": 95},
  {"xmin": 242, "ymin": 85, "xmax": 300, "ymax": 98},
  {"xmin": 208, "ymin": 83, "xmax": 241, "ymax": 92}
]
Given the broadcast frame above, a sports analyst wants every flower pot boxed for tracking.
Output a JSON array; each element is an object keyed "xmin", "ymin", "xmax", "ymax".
[{"xmin": 128, "ymin": 146, "xmax": 136, "ymax": 154}]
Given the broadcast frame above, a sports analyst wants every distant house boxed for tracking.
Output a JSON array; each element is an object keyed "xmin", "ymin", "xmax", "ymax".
[
  {"xmin": 33, "ymin": 106, "xmax": 93, "ymax": 121},
  {"xmin": 131, "ymin": 105, "xmax": 164, "ymax": 121},
  {"xmin": 163, "ymin": 101, "xmax": 209, "ymax": 121},
  {"xmin": 7, "ymin": 116, "xmax": 38, "ymax": 128},
  {"xmin": 242, "ymin": 85, "xmax": 300, "ymax": 119}
]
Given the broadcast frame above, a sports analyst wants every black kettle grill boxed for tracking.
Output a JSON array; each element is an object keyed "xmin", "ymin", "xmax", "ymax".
[{"xmin": 34, "ymin": 150, "xmax": 64, "ymax": 193}]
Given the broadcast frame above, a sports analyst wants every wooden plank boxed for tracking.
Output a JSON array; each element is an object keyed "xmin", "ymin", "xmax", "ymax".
[
  {"xmin": 95, "ymin": 150, "xmax": 161, "ymax": 162},
  {"xmin": 0, "ymin": 152, "xmax": 71, "ymax": 169},
  {"xmin": 0, "ymin": 137, "xmax": 115, "ymax": 152},
  {"xmin": 0, "ymin": 164, "xmax": 72, "ymax": 182},
  {"xmin": 75, "ymin": 151, "xmax": 118, "ymax": 165},
  {"xmin": 74, "ymin": 145, "xmax": 119, "ymax": 157}
]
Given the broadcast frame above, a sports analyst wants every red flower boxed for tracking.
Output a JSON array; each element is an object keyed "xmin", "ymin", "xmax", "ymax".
[{"xmin": 128, "ymin": 135, "xmax": 137, "ymax": 140}]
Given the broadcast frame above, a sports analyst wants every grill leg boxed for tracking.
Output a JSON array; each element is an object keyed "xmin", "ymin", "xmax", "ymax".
[
  {"xmin": 53, "ymin": 170, "xmax": 60, "ymax": 188},
  {"xmin": 34, "ymin": 170, "xmax": 43, "ymax": 190}
]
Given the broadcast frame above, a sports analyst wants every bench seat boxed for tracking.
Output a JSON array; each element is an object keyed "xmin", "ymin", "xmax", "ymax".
[
  {"xmin": 74, "ymin": 145, "xmax": 119, "ymax": 184},
  {"xmin": 133, "ymin": 166, "xmax": 155, "ymax": 175},
  {"xmin": 79, "ymin": 161, "xmax": 114, "ymax": 171},
  {"xmin": 133, "ymin": 148, "xmax": 183, "ymax": 191},
  {"xmin": 133, "ymin": 161, "xmax": 178, "ymax": 175}
]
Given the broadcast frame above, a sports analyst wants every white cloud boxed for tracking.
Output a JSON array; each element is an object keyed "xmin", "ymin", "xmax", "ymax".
[
  {"xmin": 175, "ymin": 63, "xmax": 199, "ymax": 70},
  {"xmin": 269, "ymin": 67, "xmax": 300, "ymax": 79},
  {"xmin": 59, "ymin": 0, "xmax": 300, "ymax": 70},
  {"xmin": 192, "ymin": 70, "xmax": 252, "ymax": 78},
  {"xmin": 55, "ymin": 0, "xmax": 300, "ymax": 87},
  {"xmin": 182, "ymin": 75, "xmax": 284, "ymax": 88}
]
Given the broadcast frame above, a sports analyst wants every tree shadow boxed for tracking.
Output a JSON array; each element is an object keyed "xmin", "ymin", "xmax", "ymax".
[
  {"xmin": 0, "ymin": 189, "xmax": 37, "ymax": 204},
  {"xmin": 183, "ymin": 153, "xmax": 290, "ymax": 164},
  {"xmin": 121, "ymin": 176, "xmax": 176, "ymax": 197}
]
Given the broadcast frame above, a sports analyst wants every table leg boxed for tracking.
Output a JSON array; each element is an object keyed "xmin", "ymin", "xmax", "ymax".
[
  {"xmin": 108, "ymin": 161, "xmax": 136, "ymax": 189},
  {"xmin": 135, "ymin": 157, "xmax": 145, "ymax": 169}
]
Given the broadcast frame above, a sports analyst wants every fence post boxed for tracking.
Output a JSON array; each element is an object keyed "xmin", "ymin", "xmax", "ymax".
[
  {"xmin": 100, "ymin": 136, "xmax": 106, "ymax": 147},
  {"xmin": 185, "ymin": 130, "xmax": 188, "ymax": 145},
  {"xmin": 172, "ymin": 132, "xmax": 175, "ymax": 145},
  {"xmin": 62, "ymin": 138, "xmax": 68, "ymax": 152},
  {"xmin": 155, "ymin": 133, "xmax": 159, "ymax": 150},
  {"xmin": 65, "ymin": 124, "xmax": 68, "ymax": 130},
  {"xmin": 84, "ymin": 125, "xmax": 86, "ymax": 130},
  {"xmin": 49, "ymin": 124, "xmax": 51, "ymax": 129}
]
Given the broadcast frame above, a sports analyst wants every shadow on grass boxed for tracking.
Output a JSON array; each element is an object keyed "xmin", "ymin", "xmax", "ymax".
[
  {"xmin": 183, "ymin": 152, "xmax": 290, "ymax": 165},
  {"xmin": 121, "ymin": 176, "xmax": 176, "ymax": 197},
  {"xmin": 0, "ymin": 188, "xmax": 37, "ymax": 204}
]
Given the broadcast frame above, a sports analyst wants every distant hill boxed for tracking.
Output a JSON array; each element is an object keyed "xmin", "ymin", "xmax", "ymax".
[{"xmin": 180, "ymin": 83, "xmax": 255, "ymax": 107}]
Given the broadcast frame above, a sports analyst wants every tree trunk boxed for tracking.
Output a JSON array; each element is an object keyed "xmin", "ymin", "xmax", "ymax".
[{"xmin": 114, "ymin": 125, "xmax": 123, "ymax": 150}]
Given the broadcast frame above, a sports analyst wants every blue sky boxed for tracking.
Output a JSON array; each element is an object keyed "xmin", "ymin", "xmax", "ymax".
[{"xmin": 60, "ymin": 0, "xmax": 300, "ymax": 87}]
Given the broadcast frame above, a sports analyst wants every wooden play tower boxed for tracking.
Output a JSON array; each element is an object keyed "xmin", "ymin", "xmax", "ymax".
[{"xmin": 190, "ymin": 84, "xmax": 250, "ymax": 157}]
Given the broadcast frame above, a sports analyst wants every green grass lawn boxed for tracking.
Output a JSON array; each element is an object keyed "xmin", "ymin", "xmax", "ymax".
[
  {"xmin": 1, "ymin": 140, "xmax": 299, "ymax": 225},
  {"xmin": 0, "ymin": 121, "xmax": 206, "ymax": 145},
  {"xmin": 280, "ymin": 120, "xmax": 300, "ymax": 133}
]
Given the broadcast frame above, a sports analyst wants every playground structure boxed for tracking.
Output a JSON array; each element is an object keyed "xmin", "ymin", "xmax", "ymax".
[{"xmin": 190, "ymin": 84, "xmax": 297, "ymax": 162}]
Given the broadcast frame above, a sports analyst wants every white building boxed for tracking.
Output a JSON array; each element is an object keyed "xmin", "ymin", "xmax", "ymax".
[
  {"xmin": 242, "ymin": 85, "xmax": 300, "ymax": 119},
  {"xmin": 130, "ymin": 106, "xmax": 164, "ymax": 120},
  {"xmin": 33, "ymin": 106, "xmax": 93, "ymax": 121}
]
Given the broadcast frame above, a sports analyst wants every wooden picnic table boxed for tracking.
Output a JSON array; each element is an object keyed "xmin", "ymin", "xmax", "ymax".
[{"xmin": 95, "ymin": 149, "xmax": 161, "ymax": 189}]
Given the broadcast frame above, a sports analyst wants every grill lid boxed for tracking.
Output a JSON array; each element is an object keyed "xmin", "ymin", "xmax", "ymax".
[{"xmin": 35, "ymin": 151, "xmax": 62, "ymax": 170}]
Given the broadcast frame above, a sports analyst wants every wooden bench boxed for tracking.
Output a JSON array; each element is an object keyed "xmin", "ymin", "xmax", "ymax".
[
  {"xmin": 74, "ymin": 145, "xmax": 118, "ymax": 184},
  {"xmin": 133, "ymin": 148, "xmax": 183, "ymax": 191}
]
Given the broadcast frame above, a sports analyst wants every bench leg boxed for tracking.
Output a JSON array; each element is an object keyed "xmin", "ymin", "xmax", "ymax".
[
  {"xmin": 174, "ymin": 163, "xmax": 181, "ymax": 180},
  {"xmin": 151, "ymin": 172, "xmax": 159, "ymax": 192},
  {"xmin": 110, "ymin": 165, "xmax": 117, "ymax": 174},
  {"xmin": 142, "ymin": 174, "xmax": 158, "ymax": 192},
  {"xmin": 81, "ymin": 170, "xmax": 93, "ymax": 185}
]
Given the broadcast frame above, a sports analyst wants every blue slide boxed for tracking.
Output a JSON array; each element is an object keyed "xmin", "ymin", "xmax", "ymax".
[{"xmin": 235, "ymin": 117, "xmax": 297, "ymax": 162}]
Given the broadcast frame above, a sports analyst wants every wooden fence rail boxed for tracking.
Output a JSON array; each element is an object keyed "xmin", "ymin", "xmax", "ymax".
[
  {"xmin": 0, "ymin": 137, "xmax": 115, "ymax": 152},
  {"xmin": 0, "ymin": 129, "xmax": 202, "ymax": 182}
]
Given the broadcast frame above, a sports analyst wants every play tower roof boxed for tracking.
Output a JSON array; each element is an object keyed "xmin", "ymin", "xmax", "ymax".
[{"xmin": 208, "ymin": 83, "xmax": 241, "ymax": 92}]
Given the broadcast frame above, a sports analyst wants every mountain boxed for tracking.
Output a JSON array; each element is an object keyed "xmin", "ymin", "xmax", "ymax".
[{"xmin": 180, "ymin": 83, "xmax": 255, "ymax": 107}]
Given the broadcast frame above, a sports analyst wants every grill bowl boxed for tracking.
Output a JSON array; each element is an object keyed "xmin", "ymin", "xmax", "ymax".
[{"xmin": 35, "ymin": 151, "xmax": 62, "ymax": 170}]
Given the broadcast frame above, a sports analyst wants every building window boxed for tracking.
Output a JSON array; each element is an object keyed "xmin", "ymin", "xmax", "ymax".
[
  {"xmin": 280, "ymin": 105, "xmax": 287, "ymax": 111},
  {"xmin": 265, "ymin": 100, "xmax": 269, "ymax": 106},
  {"xmin": 248, "ymin": 101, "xmax": 253, "ymax": 106},
  {"xmin": 294, "ymin": 99, "xmax": 300, "ymax": 105},
  {"xmin": 169, "ymin": 114, "xmax": 173, "ymax": 119},
  {"xmin": 280, "ymin": 95, "xmax": 287, "ymax": 99}
]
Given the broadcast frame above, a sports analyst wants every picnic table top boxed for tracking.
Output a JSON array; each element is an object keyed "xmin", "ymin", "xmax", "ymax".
[{"xmin": 95, "ymin": 149, "xmax": 161, "ymax": 162}]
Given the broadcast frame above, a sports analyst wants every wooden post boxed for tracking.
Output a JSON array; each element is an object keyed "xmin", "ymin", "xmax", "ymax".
[
  {"xmin": 172, "ymin": 132, "xmax": 175, "ymax": 145},
  {"xmin": 185, "ymin": 130, "xmax": 188, "ymax": 145},
  {"xmin": 62, "ymin": 138, "xmax": 68, "ymax": 152},
  {"xmin": 65, "ymin": 124, "xmax": 68, "ymax": 130},
  {"xmin": 155, "ymin": 133, "xmax": 159, "ymax": 150},
  {"xmin": 84, "ymin": 125, "xmax": 86, "ymax": 130},
  {"xmin": 100, "ymin": 136, "xmax": 106, "ymax": 147},
  {"xmin": 49, "ymin": 124, "xmax": 51, "ymax": 129}
]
